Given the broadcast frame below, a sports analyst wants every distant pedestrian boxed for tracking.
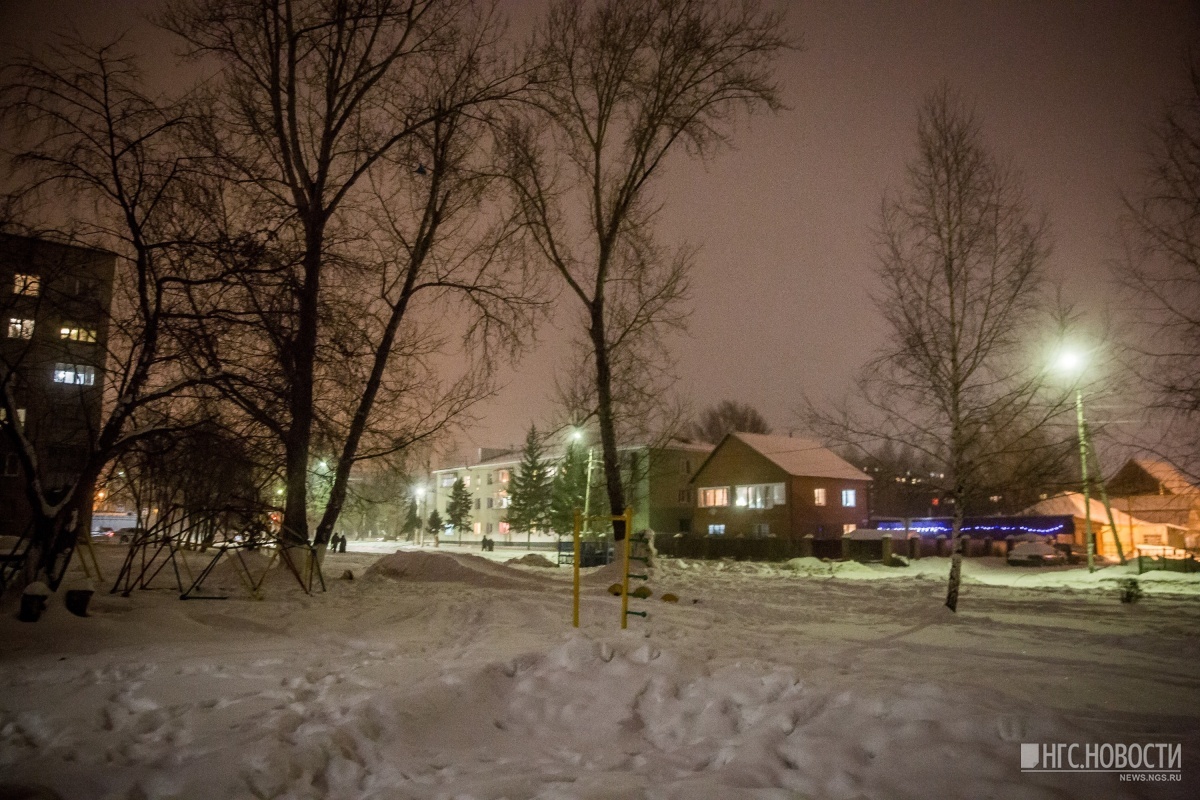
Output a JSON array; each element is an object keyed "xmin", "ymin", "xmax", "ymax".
[{"xmin": 338, "ymin": 534, "xmax": 347, "ymax": 553}]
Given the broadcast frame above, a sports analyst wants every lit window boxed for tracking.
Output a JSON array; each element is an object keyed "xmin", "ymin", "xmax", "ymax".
[
  {"xmin": 53, "ymin": 363, "xmax": 96, "ymax": 385},
  {"xmin": 473, "ymin": 522, "xmax": 481, "ymax": 535},
  {"xmin": 499, "ymin": 470, "xmax": 509, "ymax": 482},
  {"xmin": 843, "ymin": 523, "xmax": 857, "ymax": 534},
  {"xmin": 707, "ymin": 524, "xmax": 725, "ymax": 536},
  {"xmin": 439, "ymin": 474, "xmax": 456, "ymax": 487},
  {"xmin": 7, "ymin": 318, "xmax": 34, "ymax": 339},
  {"xmin": 498, "ymin": 522, "xmax": 510, "ymax": 535},
  {"xmin": 463, "ymin": 475, "xmax": 471, "ymax": 488},
  {"xmin": 813, "ymin": 488, "xmax": 826, "ymax": 506},
  {"xmin": 59, "ymin": 325, "xmax": 98, "ymax": 343},
  {"xmin": 497, "ymin": 496, "xmax": 510, "ymax": 509},
  {"xmin": 734, "ymin": 483, "xmax": 785, "ymax": 509},
  {"xmin": 841, "ymin": 489, "xmax": 856, "ymax": 507},
  {"xmin": 698, "ymin": 486, "xmax": 729, "ymax": 507},
  {"xmin": 0, "ymin": 408, "xmax": 27, "ymax": 424},
  {"xmin": 13, "ymin": 274, "xmax": 39, "ymax": 296}
]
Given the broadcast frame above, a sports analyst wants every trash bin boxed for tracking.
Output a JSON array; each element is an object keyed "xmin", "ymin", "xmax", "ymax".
[
  {"xmin": 65, "ymin": 589, "xmax": 94, "ymax": 617},
  {"xmin": 18, "ymin": 582, "xmax": 51, "ymax": 622}
]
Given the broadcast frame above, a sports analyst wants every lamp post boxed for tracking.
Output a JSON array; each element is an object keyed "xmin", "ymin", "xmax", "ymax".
[
  {"xmin": 1056, "ymin": 349, "xmax": 1126, "ymax": 572},
  {"xmin": 414, "ymin": 485, "xmax": 426, "ymax": 547}
]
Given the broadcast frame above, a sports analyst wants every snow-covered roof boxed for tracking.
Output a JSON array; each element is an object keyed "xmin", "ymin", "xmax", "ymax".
[
  {"xmin": 1022, "ymin": 493, "xmax": 1148, "ymax": 528},
  {"xmin": 1128, "ymin": 458, "xmax": 1199, "ymax": 495},
  {"xmin": 723, "ymin": 433, "xmax": 872, "ymax": 481},
  {"xmin": 433, "ymin": 437, "xmax": 712, "ymax": 473}
]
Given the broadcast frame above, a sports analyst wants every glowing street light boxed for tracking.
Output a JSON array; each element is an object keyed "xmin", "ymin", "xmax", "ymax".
[{"xmin": 1053, "ymin": 347, "xmax": 1124, "ymax": 572}]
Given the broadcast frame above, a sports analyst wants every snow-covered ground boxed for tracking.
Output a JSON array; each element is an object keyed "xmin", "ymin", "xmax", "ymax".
[{"xmin": 2, "ymin": 544, "xmax": 1198, "ymax": 799}]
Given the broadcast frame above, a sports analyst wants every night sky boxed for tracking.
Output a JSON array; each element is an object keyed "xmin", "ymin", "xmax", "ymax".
[{"xmin": 2, "ymin": 0, "xmax": 1195, "ymax": 457}]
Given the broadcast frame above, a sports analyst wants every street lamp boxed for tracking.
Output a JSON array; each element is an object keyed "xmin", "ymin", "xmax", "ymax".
[
  {"xmin": 1056, "ymin": 349, "xmax": 1097, "ymax": 572},
  {"xmin": 572, "ymin": 429, "xmax": 596, "ymax": 523},
  {"xmin": 1055, "ymin": 348, "xmax": 1125, "ymax": 572},
  {"xmin": 413, "ymin": 485, "xmax": 426, "ymax": 546}
]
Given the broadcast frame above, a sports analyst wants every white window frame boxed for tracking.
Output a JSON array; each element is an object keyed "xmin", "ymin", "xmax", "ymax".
[
  {"xmin": 841, "ymin": 489, "xmax": 857, "ymax": 508},
  {"xmin": 734, "ymin": 483, "xmax": 785, "ymax": 509},
  {"xmin": 7, "ymin": 318, "xmax": 34, "ymax": 339},
  {"xmin": 698, "ymin": 486, "xmax": 730, "ymax": 507},
  {"xmin": 813, "ymin": 487, "xmax": 827, "ymax": 506},
  {"xmin": 53, "ymin": 363, "xmax": 96, "ymax": 386},
  {"xmin": 707, "ymin": 523, "xmax": 726, "ymax": 536}
]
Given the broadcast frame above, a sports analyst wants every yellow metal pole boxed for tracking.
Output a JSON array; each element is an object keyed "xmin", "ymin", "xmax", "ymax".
[
  {"xmin": 572, "ymin": 508, "xmax": 582, "ymax": 628},
  {"xmin": 620, "ymin": 507, "xmax": 632, "ymax": 630}
]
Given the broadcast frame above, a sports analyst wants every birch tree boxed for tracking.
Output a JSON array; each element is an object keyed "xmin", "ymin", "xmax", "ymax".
[{"xmin": 817, "ymin": 87, "xmax": 1066, "ymax": 611}]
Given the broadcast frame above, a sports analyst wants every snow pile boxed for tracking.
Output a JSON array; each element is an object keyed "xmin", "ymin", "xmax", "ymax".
[
  {"xmin": 363, "ymin": 550, "xmax": 545, "ymax": 590},
  {"xmin": 2, "ymin": 545, "xmax": 1198, "ymax": 799},
  {"xmin": 505, "ymin": 553, "xmax": 558, "ymax": 568}
]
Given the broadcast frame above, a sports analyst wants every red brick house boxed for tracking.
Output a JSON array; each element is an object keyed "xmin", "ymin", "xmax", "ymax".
[{"xmin": 690, "ymin": 433, "xmax": 871, "ymax": 540}]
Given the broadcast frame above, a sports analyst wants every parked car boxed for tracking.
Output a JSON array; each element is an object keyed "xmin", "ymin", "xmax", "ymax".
[{"xmin": 1006, "ymin": 540, "xmax": 1066, "ymax": 567}]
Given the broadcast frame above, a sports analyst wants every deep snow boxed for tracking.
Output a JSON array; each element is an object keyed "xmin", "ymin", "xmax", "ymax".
[{"xmin": 1, "ymin": 543, "xmax": 1197, "ymax": 799}]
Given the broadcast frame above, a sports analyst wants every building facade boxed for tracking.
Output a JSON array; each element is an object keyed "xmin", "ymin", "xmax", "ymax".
[
  {"xmin": 1, "ymin": 235, "xmax": 115, "ymax": 537},
  {"xmin": 690, "ymin": 433, "xmax": 872, "ymax": 539},
  {"xmin": 1105, "ymin": 458, "xmax": 1200, "ymax": 551},
  {"xmin": 429, "ymin": 439, "xmax": 712, "ymax": 543}
]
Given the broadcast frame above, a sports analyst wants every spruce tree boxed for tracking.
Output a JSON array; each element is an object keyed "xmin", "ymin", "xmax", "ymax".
[
  {"xmin": 402, "ymin": 499, "xmax": 421, "ymax": 541},
  {"xmin": 507, "ymin": 425, "xmax": 553, "ymax": 535},
  {"xmin": 426, "ymin": 509, "xmax": 444, "ymax": 539},
  {"xmin": 549, "ymin": 441, "xmax": 589, "ymax": 536},
  {"xmin": 446, "ymin": 477, "xmax": 473, "ymax": 536}
]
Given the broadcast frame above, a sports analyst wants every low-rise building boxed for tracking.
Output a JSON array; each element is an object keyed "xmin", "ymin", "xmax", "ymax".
[
  {"xmin": 690, "ymin": 433, "xmax": 872, "ymax": 539},
  {"xmin": 430, "ymin": 439, "xmax": 711, "ymax": 543},
  {"xmin": 1105, "ymin": 458, "xmax": 1200, "ymax": 551}
]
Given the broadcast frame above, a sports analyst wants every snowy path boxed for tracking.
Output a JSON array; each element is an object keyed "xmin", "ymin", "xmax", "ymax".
[{"xmin": 1, "ymin": 547, "xmax": 1197, "ymax": 799}]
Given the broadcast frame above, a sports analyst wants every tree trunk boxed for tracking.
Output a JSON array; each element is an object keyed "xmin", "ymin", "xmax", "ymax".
[
  {"xmin": 589, "ymin": 308, "xmax": 626, "ymax": 539},
  {"xmin": 944, "ymin": 488, "xmax": 965, "ymax": 612},
  {"xmin": 281, "ymin": 220, "xmax": 325, "ymax": 545}
]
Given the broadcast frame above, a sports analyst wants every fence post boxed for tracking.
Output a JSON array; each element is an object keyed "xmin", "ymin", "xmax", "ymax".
[
  {"xmin": 881, "ymin": 533, "xmax": 892, "ymax": 565},
  {"xmin": 935, "ymin": 534, "xmax": 947, "ymax": 557},
  {"xmin": 908, "ymin": 534, "xmax": 920, "ymax": 560},
  {"xmin": 841, "ymin": 534, "xmax": 851, "ymax": 562},
  {"xmin": 800, "ymin": 534, "xmax": 813, "ymax": 558}
]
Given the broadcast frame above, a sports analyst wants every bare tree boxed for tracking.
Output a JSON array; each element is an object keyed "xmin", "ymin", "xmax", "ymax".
[
  {"xmin": 163, "ymin": 0, "xmax": 535, "ymax": 545},
  {"xmin": 0, "ymin": 37, "xmax": 205, "ymax": 589},
  {"xmin": 502, "ymin": 0, "xmax": 788, "ymax": 536},
  {"xmin": 1122, "ymin": 59, "xmax": 1200, "ymax": 480},
  {"xmin": 688, "ymin": 399, "xmax": 771, "ymax": 445},
  {"xmin": 809, "ymin": 87, "xmax": 1068, "ymax": 611}
]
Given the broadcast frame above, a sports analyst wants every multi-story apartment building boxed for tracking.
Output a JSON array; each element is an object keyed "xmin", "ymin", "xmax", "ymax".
[
  {"xmin": 1, "ymin": 234, "xmax": 116, "ymax": 537},
  {"xmin": 429, "ymin": 439, "xmax": 712, "ymax": 543}
]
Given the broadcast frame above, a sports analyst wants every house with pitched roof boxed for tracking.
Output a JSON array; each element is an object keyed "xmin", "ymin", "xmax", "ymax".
[
  {"xmin": 1105, "ymin": 458, "xmax": 1200, "ymax": 551},
  {"xmin": 690, "ymin": 433, "xmax": 872, "ymax": 540}
]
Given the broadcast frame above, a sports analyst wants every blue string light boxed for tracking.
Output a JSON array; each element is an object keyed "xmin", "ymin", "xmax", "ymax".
[{"xmin": 873, "ymin": 516, "xmax": 1074, "ymax": 539}]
